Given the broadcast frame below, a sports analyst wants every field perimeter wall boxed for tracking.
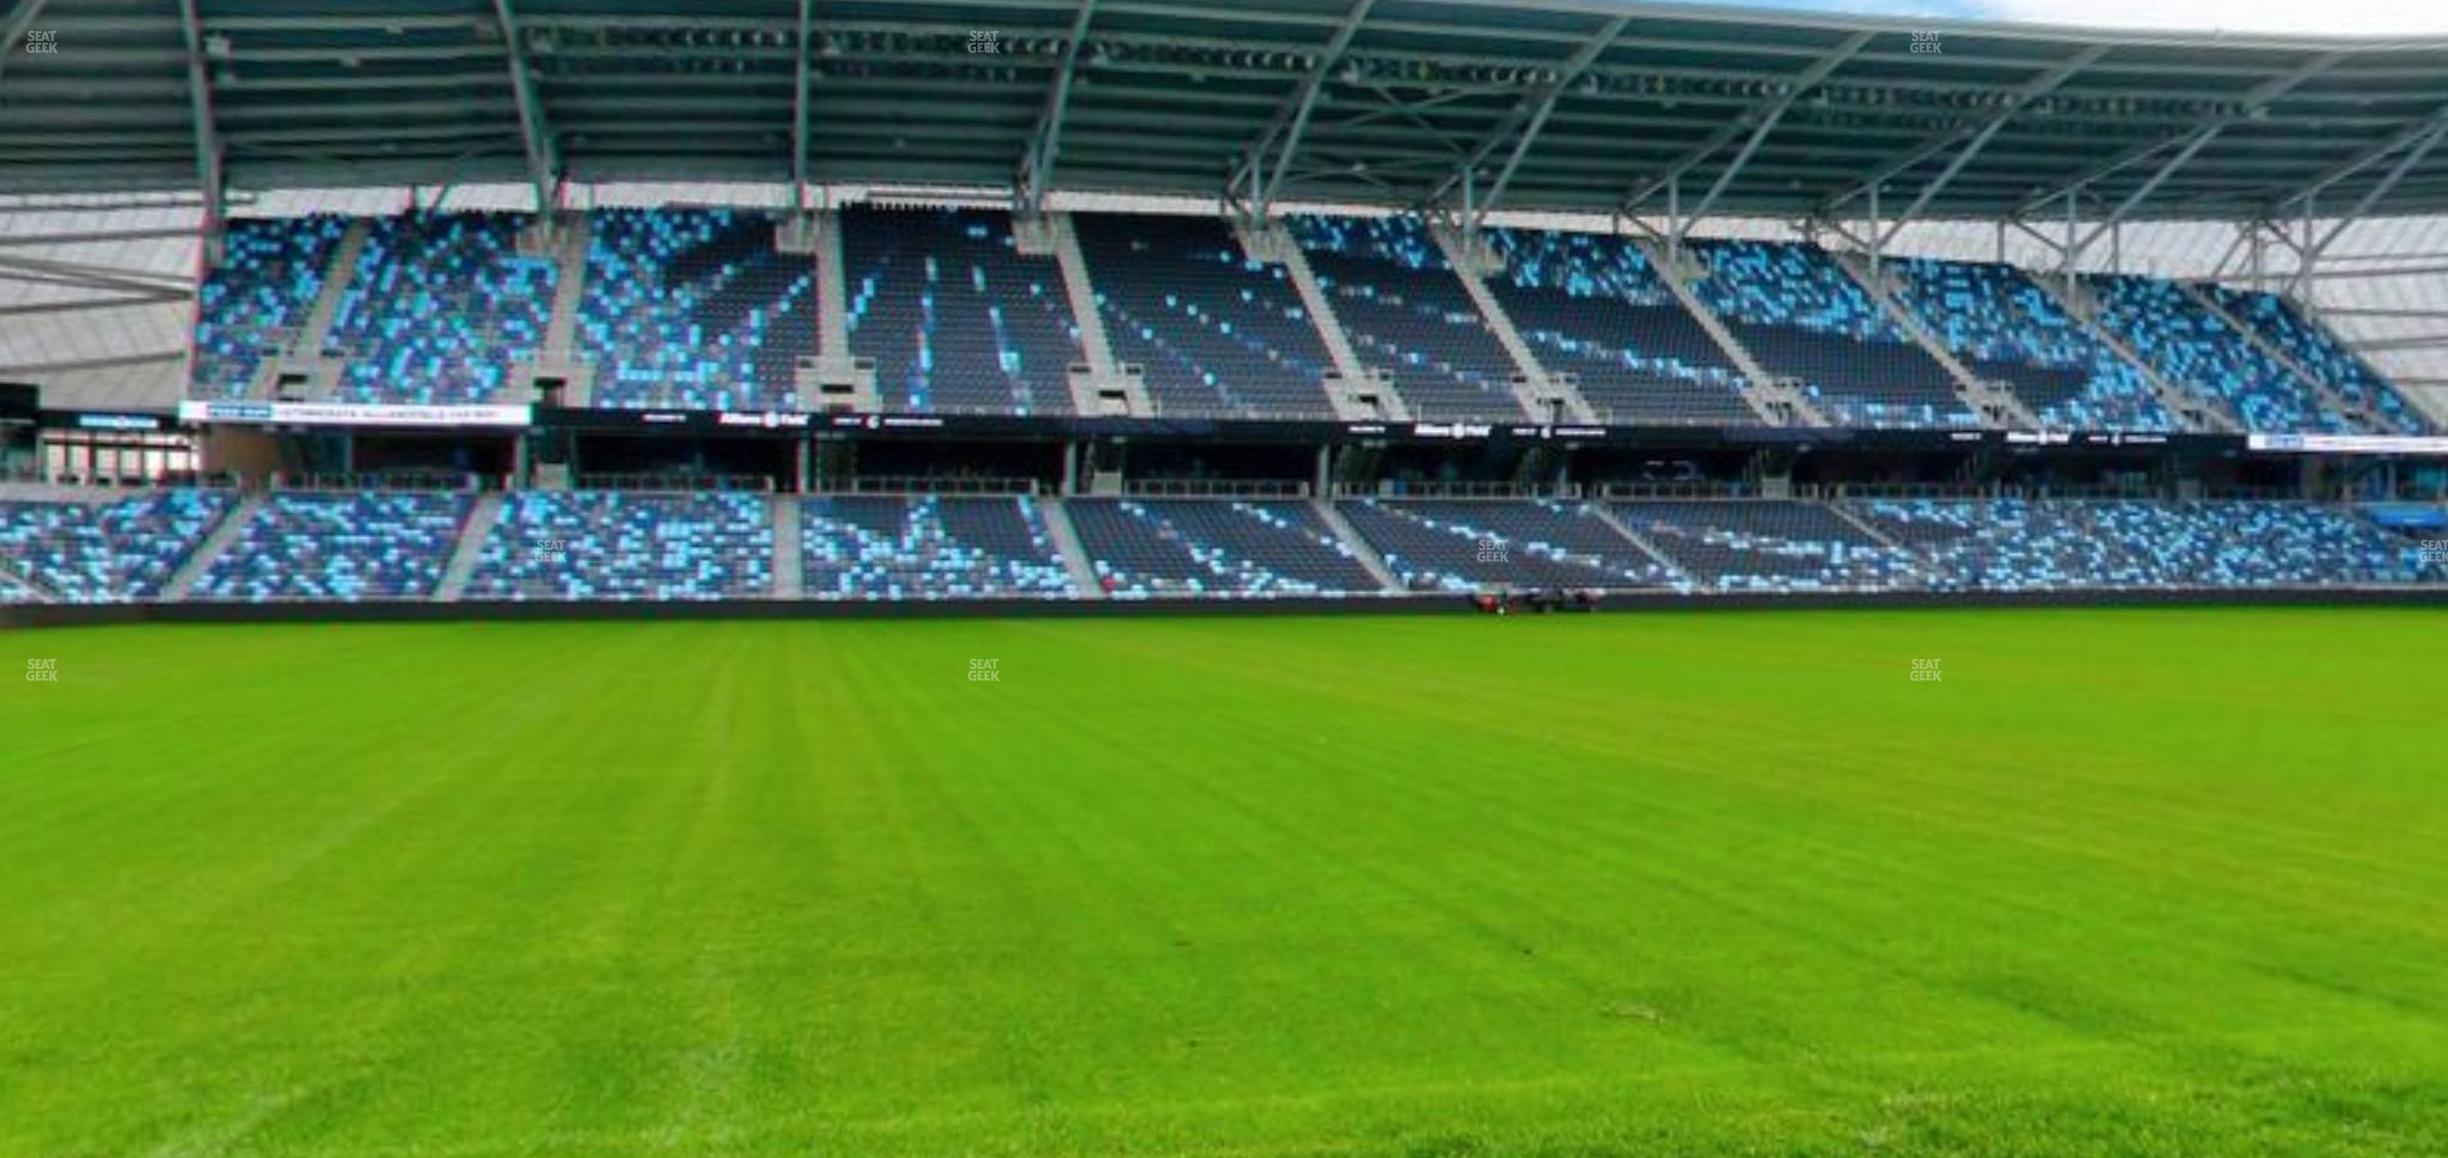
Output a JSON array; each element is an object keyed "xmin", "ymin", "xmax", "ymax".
[{"xmin": 8, "ymin": 588, "xmax": 2448, "ymax": 631}]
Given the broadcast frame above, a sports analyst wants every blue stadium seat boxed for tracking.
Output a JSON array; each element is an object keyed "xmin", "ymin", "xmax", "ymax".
[
  {"xmin": 801, "ymin": 495, "xmax": 1073, "ymax": 599},
  {"xmin": 2200, "ymin": 284, "xmax": 2428, "ymax": 434},
  {"xmin": 193, "ymin": 492, "xmax": 472, "ymax": 601},
  {"xmin": 2085, "ymin": 275, "xmax": 2350, "ymax": 434},
  {"xmin": 1685, "ymin": 239, "xmax": 1977, "ymax": 429},
  {"xmin": 1067, "ymin": 499, "xmax": 1382, "ymax": 597},
  {"xmin": 1291, "ymin": 216, "xmax": 1528, "ymax": 421},
  {"xmin": 189, "ymin": 215, "xmax": 350, "ymax": 398},
  {"xmin": 1888, "ymin": 257, "xmax": 2175, "ymax": 431},
  {"xmin": 1613, "ymin": 501, "xmax": 1921, "ymax": 591},
  {"xmin": 1335, "ymin": 499, "xmax": 1674, "ymax": 591},
  {"xmin": 1847, "ymin": 498, "xmax": 2443, "ymax": 588},
  {"xmin": 1075, "ymin": 214, "xmax": 1337, "ymax": 418},
  {"xmin": 324, "ymin": 212, "xmax": 557, "ymax": 404},
  {"xmin": 841, "ymin": 206, "xmax": 1082, "ymax": 416},
  {"xmin": 1484, "ymin": 228, "xmax": 1758, "ymax": 425},
  {"xmin": 465, "ymin": 491, "xmax": 773, "ymax": 600},
  {"xmin": 0, "ymin": 490, "xmax": 234, "ymax": 602},
  {"xmin": 582, "ymin": 208, "xmax": 817, "ymax": 412}
]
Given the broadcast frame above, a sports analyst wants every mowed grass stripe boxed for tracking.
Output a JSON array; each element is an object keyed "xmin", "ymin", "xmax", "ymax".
[{"xmin": 3, "ymin": 610, "xmax": 2446, "ymax": 1155}]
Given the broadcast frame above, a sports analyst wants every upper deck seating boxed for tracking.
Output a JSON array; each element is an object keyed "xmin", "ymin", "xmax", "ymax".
[
  {"xmin": 581, "ymin": 208, "xmax": 818, "ymax": 412},
  {"xmin": 1684, "ymin": 240, "xmax": 1976, "ymax": 429},
  {"xmin": 190, "ymin": 215, "xmax": 351, "ymax": 398},
  {"xmin": 323, "ymin": 212, "xmax": 557, "ymax": 404},
  {"xmin": 1291, "ymin": 216, "xmax": 1528, "ymax": 421},
  {"xmin": 841, "ymin": 206, "xmax": 1082, "ymax": 416},
  {"xmin": 2085, "ymin": 275, "xmax": 2351, "ymax": 434},
  {"xmin": 1888, "ymin": 257, "xmax": 2175, "ymax": 431},
  {"xmin": 2199, "ymin": 284, "xmax": 2426, "ymax": 434},
  {"xmin": 1074, "ymin": 214, "xmax": 1337, "ymax": 419},
  {"xmin": 1485, "ymin": 228, "xmax": 1757, "ymax": 425}
]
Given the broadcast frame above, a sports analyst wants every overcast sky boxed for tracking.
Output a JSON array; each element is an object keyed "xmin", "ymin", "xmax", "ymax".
[{"xmin": 1716, "ymin": 0, "xmax": 2448, "ymax": 36}]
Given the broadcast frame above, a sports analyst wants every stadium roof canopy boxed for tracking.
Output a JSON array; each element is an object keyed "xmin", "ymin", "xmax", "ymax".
[{"xmin": 8, "ymin": 0, "xmax": 2448, "ymax": 229}]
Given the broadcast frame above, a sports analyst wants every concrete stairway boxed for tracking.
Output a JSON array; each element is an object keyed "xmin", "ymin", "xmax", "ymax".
[
  {"xmin": 162, "ymin": 492, "xmax": 262, "ymax": 601},
  {"xmin": 537, "ymin": 215, "xmax": 590, "ymax": 355},
  {"xmin": 1587, "ymin": 501, "xmax": 1695, "ymax": 587},
  {"xmin": 249, "ymin": 219, "xmax": 371, "ymax": 400},
  {"xmin": 513, "ymin": 215, "xmax": 596, "ymax": 407},
  {"xmin": 1235, "ymin": 218, "xmax": 1405, "ymax": 421},
  {"xmin": 2176, "ymin": 281, "xmax": 2367, "ymax": 427},
  {"xmin": 815, "ymin": 210, "xmax": 851, "ymax": 361},
  {"xmin": 1312, "ymin": 498, "xmax": 1401, "ymax": 592},
  {"xmin": 1428, "ymin": 224, "xmax": 1591, "ymax": 424},
  {"xmin": 1831, "ymin": 250, "xmax": 2039, "ymax": 429},
  {"xmin": 1039, "ymin": 213, "xmax": 1154, "ymax": 417},
  {"xmin": 1039, "ymin": 497, "xmax": 1105, "ymax": 597},
  {"xmin": 1630, "ymin": 237, "xmax": 1821, "ymax": 428},
  {"xmin": 434, "ymin": 492, "xmax": 503, "ymax": 601},
  {"xmin": 298, "ymin": 219, "xmax": 370, "ymax": 356},
  {"xmin": 1046, "ymin": 213, "xmax": 1117, "ymax": 378},
  {"xmin": 771, "ymin": 495, "xmax": 804, "ymax": 599},
  {"xmin": 2030, "ymin": 274, "xmax": 2240, "ymax": 434}
]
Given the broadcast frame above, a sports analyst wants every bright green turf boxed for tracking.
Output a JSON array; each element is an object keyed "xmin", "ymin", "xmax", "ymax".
[{"xmin": 6, "ymin": 609, "xmax": 2448, "ymax": 1156}]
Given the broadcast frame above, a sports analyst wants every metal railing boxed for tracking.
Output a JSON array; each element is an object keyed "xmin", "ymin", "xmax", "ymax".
[
  {"xmin": 813, "ymin": 476, "xmax": 1039, "ymax": 496},
  {"xmin": 571, "ymin": 473, "xmax": 775, "ymax": 493},
  {"xmin": 271, "ymin": 471, "xmax": 485, "ymax": 493},
  {"xmin": 1121, "ymin": 478, "xmax": 1310, "ymax": 498},
  {"xmin": 1599, "ymin": 480, "xmax": 1757, "ymax": 500},
  {"xmin": 1358, "ymin": 480, "xmax": 1579, "ymax": 500}
]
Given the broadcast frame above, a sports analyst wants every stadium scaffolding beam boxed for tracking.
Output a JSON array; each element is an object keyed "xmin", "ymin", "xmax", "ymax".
[
  {"xmin": 1229, "ymin": 0, "xmax": 1378, "ymax": 217},
  {"xmin": 0, "ymin": 290, "xmax": 191, "ymax": 319},
  {"xmin": 1822, "ymin": 44, "xmax": 2108, "ymax": 219},
  {"xmin": 1866, "ymin": 47, "xmax": 2115, "ymax": 252},
  {"xmin": 2352, "ymin": 332, "xmax": 2448, "ymax": 353},
  {"xmin": 12, "ymin": 1, "xmax": 2448, "ymax": 226},
  {"xmin": 792, "ymin": 0, "xmax": 812, "ymax": 213},
  {"xmin": 2013, "ymin": 50, "xmax": 2348, "ymax": 221},
  {"xmin": 1018, "ymin": 0, "xmax": 1098, "ymax": 217},
  {"xmin": 1425, "ymin": 15, "xmax": 1630, "ymax": 227},
  {"xmin": 0, "ymin": 252, "xmax": 196, "ymax": 297},
  {"xmin": 1623, "ymin": 31, "xmax": 1873, "ymax": 231},
  {"xmin": 2290, "ymin": 123, "xmax": 2448, "ymax": 294},
  {"xmin": 2271, "ymin": 105, "xmax": 2448, "ymax": 218},
  {"xmin": 489, "ymin": 0, "xmax": 561, "ymax": 214},
  {"xmin": 173, "ymin": 0, "xmax": 222, "ymax": 254}
]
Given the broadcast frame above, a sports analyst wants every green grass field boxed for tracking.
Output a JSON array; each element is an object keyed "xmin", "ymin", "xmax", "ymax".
[{"xmin": 7, "ymin": 608, "xmax": 2448, "ymax": 1156}]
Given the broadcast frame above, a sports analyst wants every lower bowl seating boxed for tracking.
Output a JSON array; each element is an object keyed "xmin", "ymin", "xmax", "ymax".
[
  {"xmin": 465, "ymin": 492, "xmax": 773, "ymax": 601},
  {"xmin": 1335, "ymin": 499, "xmax": 1673, "ymax": 591},
  {"xmin": 1067, "ymin": 499, "xmax": 1383, "ymax": 597},
  {"xmin": 1613, "ymin": 501, "xmax": 1922, "ymax": 591},
  {"xmin": 801, "ymin": 495, "xmax": 1074, "ymax": 600},
  {"xmin": 193, "ymin": 492, "xmax": 472, "ymax": 601},
  {"xmin": 0, "ymin": 491, "xmax": 235, "ymax": 602}
]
